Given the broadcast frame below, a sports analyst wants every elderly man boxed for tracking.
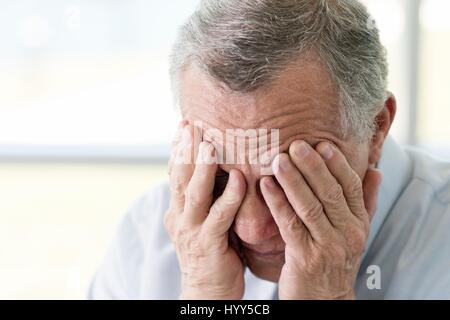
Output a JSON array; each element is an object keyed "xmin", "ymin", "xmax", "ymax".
[{"xmin": 90, "ymin": 0, "xmax": 450, "ymax": 300}]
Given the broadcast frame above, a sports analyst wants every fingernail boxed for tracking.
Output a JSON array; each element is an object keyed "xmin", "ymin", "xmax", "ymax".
[
  {"xmin": 272, "ymin": 154, "xmax": 291, "ymax": 173},
  {"xmin": 271, "ymin": 156, "xmax": 280, "ymax": 174},
  {"xmin": 318, "ymin": 143, "xmax": 333, "ymax": 160},
  {"xmin": 294, "ymin": 141, "xmax": 310, "ymax": 159}
]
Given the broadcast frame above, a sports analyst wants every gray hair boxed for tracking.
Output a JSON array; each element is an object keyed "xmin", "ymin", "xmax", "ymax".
[{"xmin": 170, "ymin": 0, "xmax": 388, "ymax": 141}]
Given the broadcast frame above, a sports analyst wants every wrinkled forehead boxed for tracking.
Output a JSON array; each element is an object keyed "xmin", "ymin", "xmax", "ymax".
[
  {"xmin": 192, "ymin": 121, "xmax": 280, "ymax": 176},
  {"xmin": 179, "ymin": 62, "xmax": 343, "ymax": 177}
]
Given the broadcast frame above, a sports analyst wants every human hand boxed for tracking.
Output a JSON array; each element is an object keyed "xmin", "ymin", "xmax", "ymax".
[
  {"xmin": 260, "ymin": 140, "xmax": 382, "ymax": 300},
  {"xmin": 165, "ymin": 122, "xmax": 247, "ymax": 300}
]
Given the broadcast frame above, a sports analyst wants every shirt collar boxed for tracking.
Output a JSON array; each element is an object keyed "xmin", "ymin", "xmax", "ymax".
[{"xmin": 362, "ymin": 135, "xmax": 413, "ymax": 260}]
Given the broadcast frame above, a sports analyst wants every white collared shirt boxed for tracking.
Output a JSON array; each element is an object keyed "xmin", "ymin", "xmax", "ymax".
[{"xmin": 89, "ymin": 136, "xmax": 450, "ymax": 299}]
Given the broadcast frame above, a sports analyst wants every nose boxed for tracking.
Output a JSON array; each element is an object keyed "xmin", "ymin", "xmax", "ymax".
[{"xmin": 233, "ymin": 183, "xmax": 279, "ymax": 245}]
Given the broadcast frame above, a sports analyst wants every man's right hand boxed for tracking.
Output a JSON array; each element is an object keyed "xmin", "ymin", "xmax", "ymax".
[{"xmin": 164, "ymin": 122, "xmax": 247, "ymax": 300}]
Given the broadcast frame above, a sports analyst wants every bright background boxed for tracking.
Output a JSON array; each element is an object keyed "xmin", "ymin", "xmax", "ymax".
[{"xmin": 1, "ymin": 0, "xmax": 449, "ymax": 299}]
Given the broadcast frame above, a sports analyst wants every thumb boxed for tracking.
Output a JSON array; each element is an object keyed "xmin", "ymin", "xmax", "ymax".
[{"xmin": 363, "ymin": 168, "xmax": 383, "ymax": 221}]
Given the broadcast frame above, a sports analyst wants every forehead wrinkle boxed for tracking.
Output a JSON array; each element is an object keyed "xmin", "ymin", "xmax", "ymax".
[
  {"xmin": 184, "ymin": 99, "xmax": 255, "ymax": 130},
  {"xmin": 181, "ymin": 57, "xmax": 344, "ymax": 155},
  {"xmin": 191, "ymin": 106, "xmax": 343, "ymax": 166},
  {"xmin": 187, "ymin": 104, "xmax": 344, "ymax": 171},
  {"xmin": 215, "ymin": 126, "xmax": 346, "ymax": 180},
  {"xmin": 187, "ymin": 95, "xmax": 338, "ymax": 134},
  {"xmin": 182, "ymin": 74, "xmax": 340, "ymax": 135}
]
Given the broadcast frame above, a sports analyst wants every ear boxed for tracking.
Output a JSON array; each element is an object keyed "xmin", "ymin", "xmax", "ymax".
[{"xmin": 368, "ymin": 92, "xmax": 397, "ymax": 166}]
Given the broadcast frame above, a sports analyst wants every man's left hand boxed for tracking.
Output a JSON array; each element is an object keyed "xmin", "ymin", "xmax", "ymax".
[{"xmin": 260, "ymin": 140, "xmax": 382, "ymax": 300}]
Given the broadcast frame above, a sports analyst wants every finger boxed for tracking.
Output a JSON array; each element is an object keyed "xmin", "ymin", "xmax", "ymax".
[
  {"xmin": 289, "ymin": 140, "xmax": 355, "ymax": 229},
  {"xmin": 168, "ymin": 120, "xmax": 189, "ymax": 176},
  {"xmin": 174, "ymin": 124, "xmax": 202, "ymax": 166},
  {"xmin": 272, "ymin": 153, "xmax": 332, "ymax": 243},
  {"xmin": 190, "ymin": 124, "xmax": 203, "ymax": 166},
  {"xmin": 260, "ymin": 176, "xmax": 307, "ymax": 246},
  {"xmin": 229, "ymin": 229, "xmax": 246, "ymax": 266},
  {"xmin": 169, "ymin": 123, "xmax": 203, "ymax": 214},
  {"xmin": 203, "ymin": 169, "xmax": 246, "ymax": 238},
  {"xmin": 315, "ymin": 142, "xmax": 368, "ymax": 222},
  {"xmin": 169, "ymin": 125, "xmax": 197, "ymax": 213},
  {"xmin": 183, "ymin": 141, "xmax": 218, "ymax": 226},
  {"xmin": 362, "ymin": 168, "xmax": 383, "ymax": 221}
]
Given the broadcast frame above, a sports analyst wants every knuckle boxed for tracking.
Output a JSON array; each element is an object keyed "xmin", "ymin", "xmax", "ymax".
[
  {"xmin": 285, "ymin": 215, "xmax": 303, "ymax": 234},
  {"xmin": 173, "ymin": 225, "xmax": 184, "ymax": 240},
  {"xmin": 345, "ymin": 226, "xmax": 367, "ymax": 255},
  {"xmin": 330, "ymin": 246, "xmax": 351, "ymax": 271},
  {"xmin": 172, "ymin": 178, "xmax": 187, "ymax": 196},
  {"xmin": 298, "ymin": 201, "xmax": 323, "ymax": 223},
  {"xmin": 182, "ymin": 235, "xmax": 202, "ymax": 252},
  {"xmin": 347, "ymin": 173, "xmax": 363, "ymax": 197},
  {"xmin": 307, "ymin": 249, "xmax": 328, "ymax": 273},
  {"xmin": 321, "ymin": 183, "xmax": 344, "ymax": 206},
  {"xmin": 209, "ymin": 204, "xmax": 228, "ymax": 225},
  {"xmin": 175, "ymin": 226, "xmax": 194, "ymax": 245},
  {"xmin": 221, "ymin": 190, "xmax": 241, "ymax": 207},
  {"xmin": 185, "ymin": 187, "xmax": 203, "ymax": 208},
  {"xmin": 278, "ymin": 200, "xmax": 293, "ymax": 216},
  {"xmin": 313, "ymin": 243, "xmax": 347, "ymax": 271},
  {"xmin": 359, "ymin": 215, "xmax": 370, "ymax": 235},
  {"xmin": 333, "ymin": 245, "xmax": 348, "ymax": 264}
]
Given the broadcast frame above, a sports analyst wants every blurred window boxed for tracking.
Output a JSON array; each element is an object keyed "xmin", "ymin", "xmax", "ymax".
[
  {"xmin": 0, "ymin": 0, "xmax": 449, "ymax": 158},
  {"xmin": 418, "ymin": 0, "xmax": 450, "ymax": 158},
  {"xmin": 0, "ymin": 0, "xmax": 200, "ymax": 158}
]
